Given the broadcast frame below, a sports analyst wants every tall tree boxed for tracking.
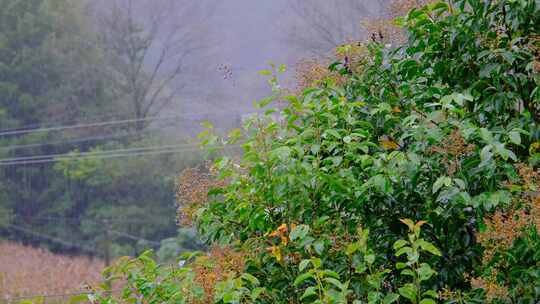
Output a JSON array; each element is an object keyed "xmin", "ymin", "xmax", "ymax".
[
  {"xmin": 0, "ymin": 0, "xmax": 196, "ymax": 256},
  {"xmin": 96, "ymin": 0, "xmax": 212, "ymax": 131},
  {"xmin": 287, "ymin": 0, "xmax": 385, "ymax": 56}
]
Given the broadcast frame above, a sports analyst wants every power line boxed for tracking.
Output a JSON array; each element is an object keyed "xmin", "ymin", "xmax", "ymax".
[
  {"xmin": 0, "ymin": 112, "xmax": 240, "ymax": 137},
  {"xmin": 0, "ymin": 143, "xmax": 199, "ymax": 163},
  {"xmin": 0, "ymin": 131, "xmax": 140, "ymax": 152},
  {"xmin": 0, "ymin": 117, "xmax": 195, "ymax": 152},
  {"xmin": 20, "ymin": 215, "xmax": 168, "ymax": 225},
  {"xmin": 0, "ymin": 144, "xmax": 241, "ymax": 166},
  {"xmin": 109, "ymin": 229, "xmax": 161, "ymax": 246},
  {"xmin": 0, "ymin": 111, "xmax": 130, "ymax": 134},
  {"xmin": 0, "ymin": 147, "xmax": 196, "ymax": 166},
  {"xmin": 13, "ymin": 217, "xmax": 163, "ymax": 246},
  {"xmin": 6, "ymin": 224, "xmax": 100, "ymax": 254}
]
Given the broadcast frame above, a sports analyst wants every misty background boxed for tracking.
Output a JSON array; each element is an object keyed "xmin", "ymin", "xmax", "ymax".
[{"xmin": 0, "ymin": 0, "xmax": 387, "ymax": 265}]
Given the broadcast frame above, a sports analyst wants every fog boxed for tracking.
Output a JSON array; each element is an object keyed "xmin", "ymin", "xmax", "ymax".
[
  {"xmin": 0, "ymin": 0, "xmax": 387, "ymax": 298},
  {"xmin": 93, "ymin": 0, "xmax": 387, "ymax": 124}
]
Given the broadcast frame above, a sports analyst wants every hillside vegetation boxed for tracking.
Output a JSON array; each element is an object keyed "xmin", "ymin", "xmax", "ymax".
[
  {"xmin": 86, "ymin": 0, "xmax": 539, "ymax": 303},
  {"xmin": 0, "ymin": 0, "xmax": 204, "ymax": 261}
]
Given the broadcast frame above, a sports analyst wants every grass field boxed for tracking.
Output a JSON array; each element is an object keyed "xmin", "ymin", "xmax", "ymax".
[{"xmin": 0, "ymin": 242, "xmax": 104, "ymax": 303}]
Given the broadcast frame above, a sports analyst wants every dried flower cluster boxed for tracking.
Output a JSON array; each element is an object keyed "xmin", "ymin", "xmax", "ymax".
[
  {"xmin": 0, "ymin": 242, "xmax": 104, "ymax": 301},
  {"xmin": 295, "ymin": 58, "xmax": 344, "ymax": 92},
  {"xmin": 176, "ymin": 165, "xmax": 226, "ymax": 226},
  {"xmin": 191, "ymin": 246, "xmax": 246, "ymax": 303},
  {"xmin": 363, "ymin": 0, "xmax": 437, "ymax": 44},
  {"xmin": 470, "ymin": 271, "xmax": 510, "ymax": 303},
  {"xmin": 476, "ymin": 208, "xmax": 530, "ymax": 264},
  {"xmin": 294, "ymin": 0, "xmax": 435, "ymax": 93},
  {"xmin": 429, "ymin": 129, "xmax": 476, "ymax": 176},
  {"xmin": 472, "ymin": 161, "xmax": 540, "ymax": 302},
  {"xmin": 476, "ymin": 163, "xmax": 540, "ymax": 263}
]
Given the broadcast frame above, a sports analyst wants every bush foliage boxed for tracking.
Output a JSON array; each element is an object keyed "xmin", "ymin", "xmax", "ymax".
[{"xmin": 93, "ymin": 1, "xmax": 540, "ymax": 303}]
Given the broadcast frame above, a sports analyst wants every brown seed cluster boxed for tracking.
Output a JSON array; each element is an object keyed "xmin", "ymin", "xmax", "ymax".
[
  {"xmin": 295, "ymin": 58, "xmax": 347, "ymax": 92},
  {"xmin": 294, "ymin": 0, "xmax": 436, "ymax": 93},
  {"xmin": 429, "ymin": 129, "xmax": 476, "ymax": 176},
  {"xmin": 191, "ymin": 246, "xmax": 246, "ymax": 303},
  {"xmin": 176, "ymin": 165, "xmax": 226, "ymax": 226},
  {"xmin": 473, "ymin": 163, "xmax": 540, "ymax": 302},
  {"xmin": 470, "ymin": 272, "xmax": 510, "ymax": 303},
  {"xmin": 476, "ymin": 175, "xmax": 540, "ymax": 265},
  {"xmin": 477, "ymin": 208, "xmax": 531, "ymax": 264},
  {"xmin": 363, "ymin": 0, "xmax": 437, "ymax": 45}
]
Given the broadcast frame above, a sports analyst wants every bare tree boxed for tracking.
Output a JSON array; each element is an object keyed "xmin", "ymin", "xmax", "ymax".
[
  {"xmin": 96, "ymin": 0, "xmax": 212, "ymax": 131},
  {"xmin": 287, "ymin": 0, "xmax": 386, "ymax": 57}
]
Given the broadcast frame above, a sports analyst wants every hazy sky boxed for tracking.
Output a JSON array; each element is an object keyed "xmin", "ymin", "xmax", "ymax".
[
  {"xmin": 104, "ymin": 0, "xmax": 386, "ymax": 130},
  {"xmin": 180, "ymin": 0, "xmax": 384, "ymax": 114}
]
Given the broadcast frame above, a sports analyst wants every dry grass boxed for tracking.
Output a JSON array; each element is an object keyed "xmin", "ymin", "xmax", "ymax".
[{"xmin": 0, "ymin": 242, "xmax": 104, "ymax": 302}]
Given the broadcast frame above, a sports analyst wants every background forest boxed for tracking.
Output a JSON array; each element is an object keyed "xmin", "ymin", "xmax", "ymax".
[
  {"xmin": 0, "ymin": 0, "xmax": 213, "ymax": 260},
  {"xmin": 0, "ymin": 0, "xmax": 388, "ymax": 261},
  {"xmin": 7, "ymin": 0, "xmax": 540, "ymax": 303}
]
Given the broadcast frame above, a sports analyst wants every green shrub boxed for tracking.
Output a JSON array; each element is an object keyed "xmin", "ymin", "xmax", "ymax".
[{"xmin": 92, "ymin": 1, "xmax": 540, "ymax": 303}]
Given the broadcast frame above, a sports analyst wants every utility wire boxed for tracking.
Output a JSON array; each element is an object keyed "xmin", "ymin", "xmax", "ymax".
[
  {"xmin": 0, "ymin": 112, "xmax": 240, "ymax": 137},
  {"xmin": 20, "ymin": 215, "xmax": 168, "ymax": 225},
  {"xmin": 0, "ymin": 131, "xmax": 141, "ymax": 152},
  {"xmin": 0, "ymin": 143, "xmax": 201, "ymax": 163},
  {"xmin": 109, "ymin": 229, "xmax": 161, "ymax": 246},
  {"xmin": 0, "ymin": 147, "xmax": 198, "ymax": 166},
  {"xmin": 16, "ymin": 216, "xmax": 169, "ymax": 245},
  {"xmin": 6, "ymin": 224, "xmax": 100, "ymax": 254},
  {"xmin": 0, "ymin": 144, "xmax": 241, "ymax": 166}
]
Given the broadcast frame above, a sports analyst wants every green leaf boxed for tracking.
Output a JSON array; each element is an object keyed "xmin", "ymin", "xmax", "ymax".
[
  {"xmin": 396, "ymin": 262, "xmax": 408, "ymax": 269},
  {"xmin": 417, "ymin": 263, "xmax": 436, "ymax": 281},
  {"xmin": 395, "ymin": 246, "xmax": 412, "ymax": 257},
  {"xmin": 241, "ymin": 273, "xmax": 260, "ymax": 286},
  {"xmin": 321, "ymin": 270, "xmax": 340, "ymax": 279},
  {"xmin": 508, "ymin": 131, "xmax": 521, "ymax": 145},
  {"xmin": 393, "ymin": 239, "xmax": 408, "ymax": 250},
  {"xmin": 324, "ymin": 277, "xmax": 344, "ymax": 289},
  {"xmin": 398, "ymin": 283, "xmax": 417, "ymax": 302},
  {"xmin": 422, "ymin": 290, "xmax": 438, "ymax": 298},
  {"xmin": 313, "ymin": 240, "xmax": 325, "ymax": 255},
  {"xmin": 432, "ymin": 176, "xmax": 451, "ymax": 193},
  {"xmin": 365, "ymin": 254, "xmax": 375, "ymax": 265},
  {"xmin": 301, "ymin": 286, "xmax": 317, "ymax": 300},
  {"xmin": 383, "ymin": 293, "xmax": 400, "ymax": 304},
  {"xmin": 368, "ymin": 291, "xmax": 383, "ymax": 303},
  {"xmin": 346, "ymin": 242, "xmax": 360, "ymax": 256},
  {"xmin": 201, "ymin": 121, "xmax": 214, "ymax": 130},
  {"xmin": 290, "ymin": 224, "xmax": 310, "ymax": 241},
  {"xmin": 251, "ymin": 287, "xmax": 265, "ymax": 300},
  {"xmin": 400, "ymin": 269, "xmax": 415, "ymax": 277},
  {"xmin": 299, "ymin": 259, "xmax": 311, "ymax": 272},
  {"xmin": 479, "ymin": 63, "xmax": 499, "ymax": 78},
  {"xmin": 416, "ymin": 239, "xmax": 441, "ymax": 256},
  {"xmin": 480, "ymin": 128, "xmax": 493, "ymax": 143},
  {"xmin": 325, "ymin": 129, "xmax": 341, "ymax": 139},
  {"xmin": 294, "ymin": 272, "xmax": 315, "ymax": 286},
  {"xmin": 311, "ymin": 258, "xmax": 322, "ymax": 268},
  {"xmin": 480, "ymin": 145, "xmax": 493, "ymax": 163},
  {"xmin": 419, "ymin": 299, "xmax": 437, "ymax": 304}
]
